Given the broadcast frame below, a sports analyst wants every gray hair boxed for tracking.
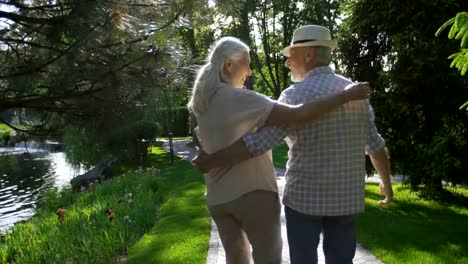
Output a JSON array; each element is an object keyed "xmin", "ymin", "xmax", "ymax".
[
  {"xmin": 315, "ymin": 46, "xmax": 332, "ymax": 65},
  {"xmin": 188, "ymin": 37, "xmax": 250, "ymax": 115}
]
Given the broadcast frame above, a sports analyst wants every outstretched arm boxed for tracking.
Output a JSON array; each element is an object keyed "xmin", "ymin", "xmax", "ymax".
[
  {"xmin": 266, "ymin": 82, "xmax": 370, "ymax": 126},
  {"xmin": 366, "ymin": 103, "xmax": 393, "ymax": 206}
]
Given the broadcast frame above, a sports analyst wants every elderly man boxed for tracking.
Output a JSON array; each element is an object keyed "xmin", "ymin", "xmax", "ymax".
[{"xmin": 193, "ymin": 25, "xmax": 393, "ymax": 264}]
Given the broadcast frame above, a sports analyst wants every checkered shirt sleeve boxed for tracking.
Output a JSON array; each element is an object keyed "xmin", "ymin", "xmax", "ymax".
[
  {"xmin": 242, "ymin": 91, "xmax": 292, "ymax": 156},
  {"xmin": 365, "ymin": 102, "xmax": 386, "ymax": 154}
]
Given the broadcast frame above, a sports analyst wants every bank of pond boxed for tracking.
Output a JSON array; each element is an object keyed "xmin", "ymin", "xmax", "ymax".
[{"xmin": 0, "ymin": 143, "xmax": 210, "ymax": 263}]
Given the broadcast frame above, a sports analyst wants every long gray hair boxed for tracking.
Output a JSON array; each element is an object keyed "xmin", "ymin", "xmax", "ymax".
[{"xmin": 188, "ymin": 37, "xmax": 250, "ymax": 115}]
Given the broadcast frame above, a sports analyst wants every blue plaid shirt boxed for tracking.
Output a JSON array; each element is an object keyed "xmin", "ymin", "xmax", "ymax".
[{"xmin": 243, "ymin": 66, "xmax": 386, "ymax": 216}]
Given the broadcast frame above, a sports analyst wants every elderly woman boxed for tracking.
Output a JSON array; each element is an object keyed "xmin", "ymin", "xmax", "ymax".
[{"xmin": 188, "ymin": 37, "xmax": 369, "ymax": 264}]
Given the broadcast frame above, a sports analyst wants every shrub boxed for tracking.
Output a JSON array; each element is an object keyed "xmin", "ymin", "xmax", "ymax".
[{"xmin": 2, "ymin": 130, "xmax": 11, "ymax": 145}]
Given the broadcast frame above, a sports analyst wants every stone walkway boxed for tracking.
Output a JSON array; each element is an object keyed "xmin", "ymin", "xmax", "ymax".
[{"xmin": 163, "ymin": 139, "xmax": 384, "ymax": 264}]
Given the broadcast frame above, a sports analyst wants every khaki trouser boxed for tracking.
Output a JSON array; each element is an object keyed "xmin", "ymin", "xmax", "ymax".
[{"xmin": 209, "ymin": 190, "xmax": 282, "ymax": 264}]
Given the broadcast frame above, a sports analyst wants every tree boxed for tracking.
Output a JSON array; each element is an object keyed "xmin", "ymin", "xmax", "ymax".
[
  {"xmin": 338, "ymin": 0, "xmax": 468, "ymax": 198},
  {"xmin": 0, "ymin": 0, "xmax": 181, "ymax": 130},
  {"xmin": 0, "ymin": 0, "xmax": 234, "ymax": 165}
]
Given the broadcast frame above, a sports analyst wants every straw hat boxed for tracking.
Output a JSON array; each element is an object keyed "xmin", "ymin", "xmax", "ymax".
[{"xmin": 283, "ymin": 25, "xmax": 337, "ymax": 57}]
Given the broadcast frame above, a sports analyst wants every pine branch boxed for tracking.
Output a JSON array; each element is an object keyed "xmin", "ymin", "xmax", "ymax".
[
  {"xmin": 0, "ymin": 10, "xmax": 65, "ymax": 25},
  {"xmin": 0, "ymin": 37, "xmax": 63, "ymax": 51},
  {"xmin": 437, "ymin": 12, "xmax": 468, "ymax": 76},
  {"xmin": 0, "ymin": 1, "xmax": 67, "ymax": 11},
  {"xmin": 97, "ymin": 8, "xmax": 184, "ymax": 49}
]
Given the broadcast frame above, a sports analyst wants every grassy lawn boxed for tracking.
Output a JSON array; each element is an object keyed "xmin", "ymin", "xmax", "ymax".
[
  {"xmin": 0, "ymin": 142, "xmax": 210, "ymax": 263},
  {"xmin": 360, "ymin": 183, "xmax": 468, "ymax": 264}
]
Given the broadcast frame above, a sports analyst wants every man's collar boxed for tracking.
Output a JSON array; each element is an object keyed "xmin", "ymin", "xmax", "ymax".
[{"xmin": 304, "ymin": 65, "xmax": 333, "ymax": 79}]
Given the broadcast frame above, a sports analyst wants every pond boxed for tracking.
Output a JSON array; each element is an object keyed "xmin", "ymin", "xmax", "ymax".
[{"xmin": 0, "ymin": 146, "xmax": 83, "ymax": 234}]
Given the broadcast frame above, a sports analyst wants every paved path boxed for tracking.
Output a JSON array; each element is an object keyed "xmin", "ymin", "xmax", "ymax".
[{"xmin": 163, "ymin": 139, "xmax": 383, "ymax": 264}]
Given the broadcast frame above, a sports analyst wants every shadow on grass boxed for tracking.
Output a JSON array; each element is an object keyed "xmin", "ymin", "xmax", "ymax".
[
  {"xmin": 359, "ymin": 183, "xmax": 468, "ymax": 263},
  {"xmin": 431, "ymin": 188, "xmax": 468, "ymax": 209}
]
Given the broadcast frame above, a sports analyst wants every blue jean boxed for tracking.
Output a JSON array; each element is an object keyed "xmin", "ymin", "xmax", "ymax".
[{"xmin": 285, "ymin": 206, "xmax": 357, "ymax": 264}]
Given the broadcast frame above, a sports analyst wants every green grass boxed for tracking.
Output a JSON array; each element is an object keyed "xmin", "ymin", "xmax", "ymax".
[
  {"xmin": 0, "ymin": 142, "xmax": 210, "ymax": 263},
  {"xmin": 159, "ymin": 136, "xmax": 193, "ymax": 141},
  {"xmin": 359, "ymin": 183, "xmax": 468, "ymax": 264},
  {"xmin": 172, "ymin": 136, "xmax": 192, "ymax": 140},
  {"xmin": 126, "ymin": 143, "xmax": 210, "ymax": 264},
  {"xmin": 449, "ymin": 185, "xmax": 468, "ymax": 196}
]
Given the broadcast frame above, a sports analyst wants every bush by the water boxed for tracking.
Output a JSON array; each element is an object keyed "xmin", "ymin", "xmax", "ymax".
[
  {"xmin": 1, "ymin": 130, "xmax": 11, "ymax": 145},
  {"xmin": 0, "ymin": 169, "xmax": 161, "ymax": 263}
]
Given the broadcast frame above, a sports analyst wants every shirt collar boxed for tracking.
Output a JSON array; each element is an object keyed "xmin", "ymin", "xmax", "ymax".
[{"xmin": 304, "ymin": 65, "xmax": 333, "ymax": 79}]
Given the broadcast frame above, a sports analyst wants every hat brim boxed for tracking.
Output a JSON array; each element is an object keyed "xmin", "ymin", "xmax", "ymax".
[{"xmin": 283, "ymin": 40, "xmax": 337, "ymax": 57}]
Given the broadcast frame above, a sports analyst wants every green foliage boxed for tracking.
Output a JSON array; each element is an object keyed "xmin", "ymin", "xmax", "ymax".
[
  {"xmin": 271, "ymin": 141, "xmax": 289, "ymax": 168},
  {"xmin": 461, "ymin": 100, "xmax": 468, "ymax": 112},
  {"xmin": 436, "ymin": 12, "xmax": 468, "ymax": 76},
  {"xmin": 1, "ymin": 1, "xmax": 176, "ymax": 116},
  {"xmin": 0, "ymin": 124, "xmax": 13, "ymax": 132},
  {"xmin": 150, "ymin": 86, "xmax": 191, "ymax": 137},
  {"xmin": 2, "ymin": 0, "xmax": 236, "ymax": 167},
  {"xmin": 409, "ymin": 135, "xmax": 468, "ymax": 198},
  {"xmin": 156, "ymin": 107, "xmax": 190, "ymax": 137},
  {"xmin": 211, "ymin": 0, "xmax": 343, "ymax": 98},
  {"xmin": 1, "ymin": 130, "xmax": 11, "ymax": 145},
  {"xmin": 178, "ymin": 0, "xmax": 216, "ymax": 63},
  {"xmin": 63, "ymin": 119, "xmax": 160, "ymax": 168},
  {"xmin": 338, "ymin": 0, "xmax": 468, "ymax": 198},
  {"xmin": 448, "ymin": 49, "xmax": 468, "ymax": 75},
  {"xmin": 62, "ymin": 125, "xmax": 105, "ymax": 169},
  {"xmin": 110, "ymin": 120, "xmax": 160, "ymax": 142},
  {"xmin": 436, "ymin": 12, "xmax": 468, "ymax": 112},
  {"xmin": 0, "ymin": 0, "xmax": 197, "ymax": 146}
]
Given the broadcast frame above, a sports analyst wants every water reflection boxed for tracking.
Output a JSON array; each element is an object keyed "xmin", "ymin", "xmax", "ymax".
[{"xmin": 0, "ymin": 148, "xmax": 83, "ymax": 234}]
